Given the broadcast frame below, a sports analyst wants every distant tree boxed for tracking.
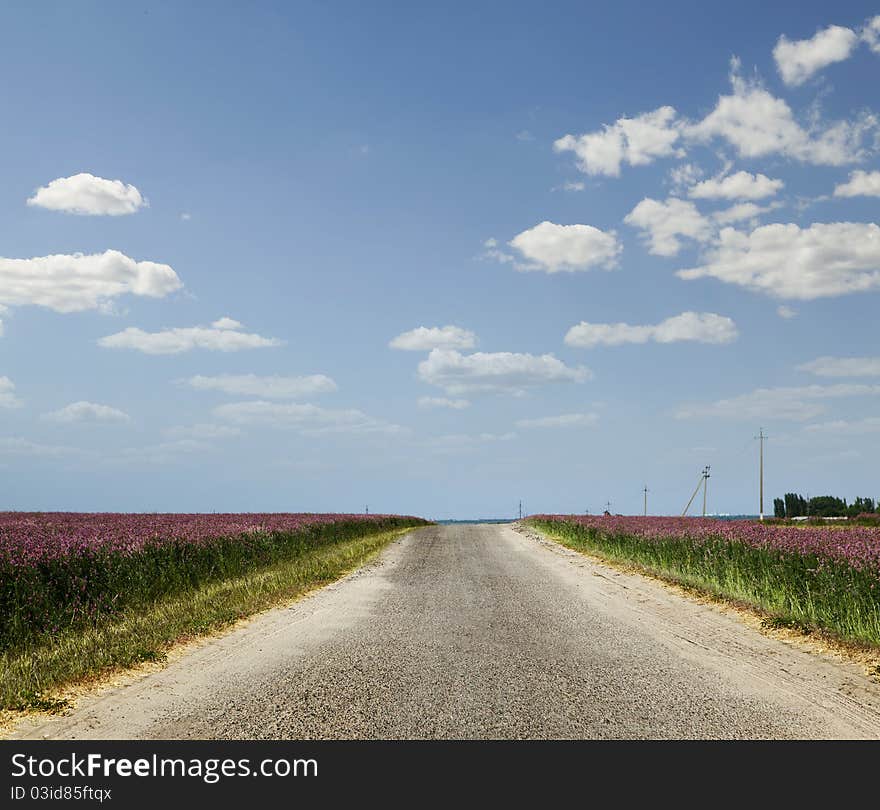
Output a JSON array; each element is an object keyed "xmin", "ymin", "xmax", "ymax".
[
  {"xmin": 784, "ymin": 492, "xmax": 807, "ymax": 518},
  {"xmin": 807, "ymin": 495, "xmax": 847, "ymax": 517},
  {"xmin": 848, "ymin": 496, "xmax": 877, "ymax": 517},
  {"xmin": 773, "ymin": 498, "xmax": 785, "ymax": 518}
]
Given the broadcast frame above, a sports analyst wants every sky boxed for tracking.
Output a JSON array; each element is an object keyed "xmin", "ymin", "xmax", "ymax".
[{"xmin": 1, "ymin": 1, "xmax": 880, "ymax": 519}]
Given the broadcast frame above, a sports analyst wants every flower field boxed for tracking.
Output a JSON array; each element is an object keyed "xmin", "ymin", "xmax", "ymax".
[
  {"xmin": 526, "ymin": 515, "xmax": 880, "ymax": 646},
  {"xmin": 0, "ymin": 512, "xmax": 428, "ymax": 653}
]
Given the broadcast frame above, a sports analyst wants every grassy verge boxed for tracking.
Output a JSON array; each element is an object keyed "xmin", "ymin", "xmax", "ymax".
[
  {"xmin": 527, "ymin": 519, "xmax": 880, "ymax": 648},
  {"xmin": 1, "ymin": 526, "xmax": 414, "ymax": 712}
]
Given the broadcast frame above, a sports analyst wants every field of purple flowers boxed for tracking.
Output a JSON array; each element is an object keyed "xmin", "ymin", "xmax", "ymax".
[
  {"xmin": 527, "ymin": 515, "xmax": 880, "ymax": 645},
  {"xmin": 0, "ymin": 512, "xmax": 428, "ymax": 653}
]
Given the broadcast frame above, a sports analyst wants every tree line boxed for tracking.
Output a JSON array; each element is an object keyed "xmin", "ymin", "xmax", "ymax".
[{"xmin": 773, "ymin": 493, "xmax": 877, "ymax": 518}]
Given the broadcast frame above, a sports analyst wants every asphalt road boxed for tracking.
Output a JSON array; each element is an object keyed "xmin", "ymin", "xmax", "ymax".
[{"xmin": 13, "ymin": 523, "xmax": 880, "ymax": 739}]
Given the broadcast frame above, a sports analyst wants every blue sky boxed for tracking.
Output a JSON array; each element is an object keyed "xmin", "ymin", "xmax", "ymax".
[{"xmin": 2, "ymin": 1, "xmax": 880, "ymax": 518}]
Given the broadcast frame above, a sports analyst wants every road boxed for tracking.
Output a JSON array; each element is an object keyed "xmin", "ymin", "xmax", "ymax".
[{"xmin": 12, "ymin": 523, "xmax": 880, "ymax": 739}]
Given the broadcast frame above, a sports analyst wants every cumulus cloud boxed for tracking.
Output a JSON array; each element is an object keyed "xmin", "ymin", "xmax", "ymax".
[
  {"xmin": 677, "ymin": 222, "xmax": 880, "ymax": 300},
  {"xmin": 211, "ymin": 317, "xmax": 242, "ymax": 330},
  {"xmin": 668, "ymin": 163, "xmax": 704, "ymax": 193},
  {"xmin": 515, "ymin": 413, "xmax": 599, "ymax": 429},
  {"xmin": 184, "ymin": 373, "xmax": 337, "ymax": 398},
  {"xmin": 773, "ymin": 25, "xmax": 859, "ymax": 86},
  {"xmin": 834, "ymin": 170, "xmax": 880, "ymax": 197},
  {"xmin": 798, "ymin": 356, "xmax": 880, "ymax": 377},
  {"xmin": 565, "ymin": 312, "xmax": 738, "ymax": 348},
  {"xmin": 689, "ymin": 171, "xmax": 783, "ymax": 200},
  {"xmin": 676, "ymin": 383, "xmax": 880, "ymax": 421},
  {"xmin": 0, "ymin": 377, "xmax": 22, "ymax": 409},
  {"xmin": 554, "ymin": 106, "xmax": 683, "ymax": 176},
  {"xmin": 0, "ymin": 250, "xmax": 182, "ymax": 314},
  {"xmin": 507, "ymin": 221, "xmax": 621, "ymax": 272},
  {"xmin": 712, "ymin": 201, "xmax": 782, "ymax": 226},
  {"xmin": 688, "ymin": 68, "xmax": 876, "ymax": 165},
  {"xmin": 27, "ymin": 173, "xmax": 147, "ymax": 215},
  {"xmin": 213, "ymin": 401, "xmax": 404, "ymax": 436},
  {"xmin": 43, "ymin": 401, "xmax": 131, "ymax": 424},
  {"xmin": 417, "ymin": 348, "xmax": 590, "ymax": 396},
  {"xmin": 863, "ymin": 15, "xmax": 880, "ymax": 53},
  {"xmin": 98, "ymin": 318, "xmax": 282, "ymax": 354},
  {"xmin": 777, "ymin": 305, "xmax": 798, "ymax": 319},
  {"xmin": 417, "ymin": 397, "xmax": 470, "ymax": 409},
  {"xmin": 624, "ymin": 198, "xmax": 713, "ymax": 256},
  {"xmin": 389, "ymin": 325, "xmax": 477, "ymax": 351}
]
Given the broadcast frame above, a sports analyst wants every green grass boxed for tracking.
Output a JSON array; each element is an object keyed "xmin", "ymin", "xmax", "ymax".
[
  {"xmin": 1, "ymin": 526, "xmax": 414, "ymax": 712},
  {"xmin": 528, "ymin": 519, "xmax": 880, "ymax": 648}
]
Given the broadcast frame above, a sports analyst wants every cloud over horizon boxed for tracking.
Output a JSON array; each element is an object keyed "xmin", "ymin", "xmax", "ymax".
[{"xmin": 27, "ymin": 173, "xmax": 147, "ymax": 215}]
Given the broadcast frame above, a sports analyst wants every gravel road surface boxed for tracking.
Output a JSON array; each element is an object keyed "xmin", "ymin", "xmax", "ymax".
[{"xmin": 12, "ymin": 523, "xmax": 880, "ymax": 739}]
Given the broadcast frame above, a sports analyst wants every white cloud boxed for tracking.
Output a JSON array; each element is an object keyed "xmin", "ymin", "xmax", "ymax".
[
  {"xmin": 213, "ymin": 401, "xmax": 404, "ymax": 436},
  {"xmin": 0, "ymin": 250, "xmax": 182, "ymax": 314},
  {"xmin": 777, "ymin": 305, "xmax": 798, "ymax": 319},
  {"xmin": 389, "ymin": 325, "xmax": 477, "ymax": 351},
  {"xmin": 834, "ymin": 170, "xmax": 880, "ymax": 197},
  {"xmin": 211, "ymin": 317, "xmax": 243, "ymax": 330},
  {"xmin": 98, "ymin": 319, "xmax": 282, "ymax": 354},
  {"xmin": 164, "ymin": 423, "xmax": 242, "ymax": 440},
  {"xmin": 554, "ymin": 106, "xmax": 683, "ymax": 176},
  {"xmin": 677, "ymin": 222, "xmax": 880, "ymax": 300},
  {"xmin": 798, "ymin": 356, "xmax": 880, "ymax": 377},
  {"xmin": 676, "ymin": 383, "xmax": 880, "ymax": 421},
  {"xmin": 624, "ymin": 198, "xmax": 713, "ymax": 256},
  {"xmin": 43, "ymin": 401, "xmax": 131, "ymax": 424},
  {"xmin": 560, "ymin": 181, "xmax": 585, "ymax": 192},
  {"xmin": 417, "ymin": 348, "xmax": 590, "ymax": 396},
  {"xmin": 668, "ymin": 163, "xmax": 704, "ymax": 193},
  {"xmin": 863, "ymin": 15, "xmax": 880, "ymax": 53},
  {"xmin": 508, "ymin": 221, "xmax": 621, "ymax": 272},
  {"xmin": 184, "ymin": 373, "xmax": 337, "ymax": 398},
  {"xmin": 27, "ymin": 173, "xmax": 147, "ymax": 215},
  {"xmin": 181, "ymin": 212, "xmax": 192, "ymax": 221},
  {"xmin": 0, "ymin": 377, "xmax": 22, "ymax": 409},
  {"xmin": 565, "ymin": 311, "xmax": 738, "ymax": 348},
  {"xmin": 516, "ymin": 413, "xmax": 599, "ymax": 429},
  {"xmin": 688, "ymin": 70, "xmax": 876, "ymax": 165},
  {"xmin": 712, "ymin": 201, "xmax": 781, "ymax": 226},
  {"xmin": 804, "ymin": 416, "xmax": 880, "ymax": 434},
  {"xmin": 773, "ymin": 25, "xmax": 859, "ymax": 86},
  {"xmin": 689, "ymin": 171, "xmax": 783, "ymax": 200},
  {"xmin": 417, "ymin": 397, "xmax": 470, "ymax": 409},
  {"xmin": 0, "ymin": 437, "xmax": 80, "ymax": 458}
]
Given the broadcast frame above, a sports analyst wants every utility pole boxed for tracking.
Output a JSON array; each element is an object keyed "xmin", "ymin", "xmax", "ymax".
[
  {"xmin": 756, "ymin": 428, "xmax": 767, "ymax": 521},
  {"xmin": 682, "ymin": 466, "xmax": 710, "ymax": 517},
  {"xmin": 643, "ymin": 485, "xmax": 649, "ymax": 517},
  {"xmin": 366, "ymin": 505, "xmax": 369, "ymax": 515},
  {"xmin": 702, "ymin": 466, "xmax": 711, "ymax": 517},
  {"xmin": 518, "ymin": 500, "xmax": 523, "ymax": 520}
]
